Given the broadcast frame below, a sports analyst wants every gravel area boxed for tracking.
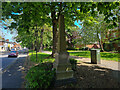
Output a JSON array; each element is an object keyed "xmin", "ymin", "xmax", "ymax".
[{"xmin": 57, "ymin": 62, "xmax": 120, "ymax": 88}]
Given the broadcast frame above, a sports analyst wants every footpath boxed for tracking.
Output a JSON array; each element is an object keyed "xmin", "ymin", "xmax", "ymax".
[{"xmin": 41, "ymin": 51, "xmax": 120, "ymax": 70}]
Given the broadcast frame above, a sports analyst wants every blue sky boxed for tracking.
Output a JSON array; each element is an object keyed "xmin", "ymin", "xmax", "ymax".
[
  {"xmin": 74, "ymin": 20, "xmax": 82, "ymax": 29},
  {"xmin": 1, "ymin": 29, "xmax": 17, "ymax": 42},
  {"xmin": 1, "ymin": 20, "xmax": 17, "ymax": 42}
]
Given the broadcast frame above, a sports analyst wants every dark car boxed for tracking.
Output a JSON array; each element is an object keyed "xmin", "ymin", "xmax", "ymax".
[{"xmin": 8, "ymin": 51, "xmax": 18, "ymax": 57}]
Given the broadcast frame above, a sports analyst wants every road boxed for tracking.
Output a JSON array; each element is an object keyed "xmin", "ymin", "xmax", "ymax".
[
  {"xmin": 0, "ymin": 52, "xmax": 18, "ymax": 72},
  {"xmin": 0, "ymin": 52, "xmax": 27, "ymax": 72},
  {"xmin": 0, "ymin": 52, "xmax": 28, "ymax": 88}
]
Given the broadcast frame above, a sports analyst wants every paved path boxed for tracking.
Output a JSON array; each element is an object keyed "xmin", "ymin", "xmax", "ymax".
[
  {"xmin": 70, "ymin": 56, "xmax": 120, "ymax": 71},
  {"xmin": 41, "ymin": 51, "xmax": 120, "ymax": 71}
]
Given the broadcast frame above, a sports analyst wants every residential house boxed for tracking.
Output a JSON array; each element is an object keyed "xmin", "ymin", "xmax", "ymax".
[
  {"xmin": 86, "ymin": 44, "xmax": 100, "ymax": 49},
  {"xmin": 12, "ymin": 42, "xmax": 22, "ymax": 50},
  {"xmin": 0, "ymin": 38, "xmax": 5, "ymax": 51},
  {"xmin": 0, "ymin": 38, "xmax": 22, "ymax": 51}
]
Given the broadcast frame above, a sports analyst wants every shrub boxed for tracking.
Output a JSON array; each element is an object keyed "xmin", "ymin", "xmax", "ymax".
[
  {"xmin": 69, "ymin": 58, "xmax": 77, "ymax": 71},
  {"xmin": 25, "ymin": 62, "xmax": 55, "ymax": 89},
  {"xmin": 81, "ymin": 47, "xmax": 89, "ymax": 51},
  {"xmin": 103, "ymin": 42, "xmax": 114, "ymax": 51},
  {"xmin": 67, "ymin": 47, "xmax": 76, "ymax": 50},
  {"xmin": 43, "ymin": 48, "xmax": 52, "ymax": 51}
]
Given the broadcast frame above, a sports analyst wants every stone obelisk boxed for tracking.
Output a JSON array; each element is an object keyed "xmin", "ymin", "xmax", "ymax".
[{"xmin": 53, "ymin": 14, "xmax": 74, "ymax": 81}]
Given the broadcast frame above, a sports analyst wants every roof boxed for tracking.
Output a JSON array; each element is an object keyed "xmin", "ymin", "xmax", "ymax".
[
  {"xmin": 86, "ymin": 45, "xmax": 93, "ymax": 48},
  {"xmin": 86, "ymin": 44, "xmax": 100, "ymax": 49}
]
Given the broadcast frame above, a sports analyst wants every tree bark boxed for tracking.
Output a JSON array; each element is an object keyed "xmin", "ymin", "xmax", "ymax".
[
  {"xmin": 51, "ymin": 5, "xmax": 58, "ymax": 57},
  {"xmin": 118, "ymin": 6, "xmax": 120, "ymax": 52},
  {"xmin": 100, "ymin": 32, "xmax": 105, "ymax": 52},
  {"xmin": 97, "ymin": 31, "xmax": 104, "ymax": 51},
  {"xmin": 97, "ymin": 31, "xmax": 101, "ymax": 47},
  {"xmin": 39, "ymin": 29, "xmax": 44, "ymax": 52}
]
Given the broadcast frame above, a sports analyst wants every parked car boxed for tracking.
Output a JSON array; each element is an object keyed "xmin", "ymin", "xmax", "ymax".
[
  {"xmin": 8, "ymin": 51, "xmax": 18, "ymax": 57},
  {"xmin": 11, "ymin": 48, "xmax": 15, "ymax": 51},
  {"xmin": 18, "ymin": 50, "xmax": 23, "ymax": 54}
]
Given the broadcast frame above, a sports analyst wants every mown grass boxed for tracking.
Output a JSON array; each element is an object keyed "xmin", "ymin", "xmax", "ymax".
[
  {"xmin": 29, "ymin": 52, "xmax": 55, "ymax": 63},
  {"xmin": 29, "ymin": 50, "xmax": 119, "ymax": 62},
  {"xmin": 68, "ymin": 50, "xmax": 119, "ymax": 62}
]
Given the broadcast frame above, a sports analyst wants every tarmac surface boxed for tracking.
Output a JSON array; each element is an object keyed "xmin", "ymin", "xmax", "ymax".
[{"xmin": 1, "ymin": 53, "xmax": 27, "ymax": 88}]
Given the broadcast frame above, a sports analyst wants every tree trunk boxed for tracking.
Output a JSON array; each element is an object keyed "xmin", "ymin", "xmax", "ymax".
[
  {"xmin": 100, "ymin": 32, "xmax": 105, "ymax": 52},
  {"xmin": 97, "ymin": 31, "xmax": 104, "ymax": 51},
  {"xmin": 32, "ymin": 42, "xmax": 34, "ymax": 55},
  {"xmin": 39, "ymin": 29, "xmax": 44, "ymax": 52},
  {"xmin": 51, "ymin": 6, "xmax": 58, "ymax": 57},
  {"xmin": 118, "ymin": 7, "xmax": 120, "ymax": 52},
  {"xmin": 100, "ymin": 40, "xmax": 104, "ymax": 52}
]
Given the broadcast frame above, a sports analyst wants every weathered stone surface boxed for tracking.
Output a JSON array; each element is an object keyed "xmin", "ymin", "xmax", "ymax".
[
  {"xmin": 57, "ymin": 14, "xmax": 66, "ymax": 53},
  {"xmin": 56, "ymin": 70, "xmax": 74, "ymax": 80},
  {"xmin": 54, "ymin": 78, "xmax": 77, "ymax": 87},
  {"xmin": 54, "ymin": 52, "xmax": 69, "ymax": 64},
  {"xmin": 53, "ymin": 14, "xmax": 74, "ymax": 81},
  {"xmin": 53, "ymin": 52, "xmax": 74, "ymax": 80}
]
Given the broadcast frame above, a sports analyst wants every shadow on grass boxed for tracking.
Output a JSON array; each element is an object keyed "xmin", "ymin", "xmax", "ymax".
[
  {"xmin": 29, "ymin": 52, "xmax": 55, "ymax": 63},
  {"xmin": 62, "ymin": 62, "xmax": 120, "ymax": 88},
  {"xmin": 69, "ymin": 51, "xmax": 90, "ymax": 58}
]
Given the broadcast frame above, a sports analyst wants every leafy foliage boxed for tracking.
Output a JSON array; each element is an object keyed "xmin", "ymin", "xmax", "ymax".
[
  {"xmin": 2, "ymin": 2, "xmax": 119, "ymax": 51},
  {"xmin": 25, "ymin": 63, "xmax": 55, "ymax": 88},
  {"xmin": 69, "ymin": 58, "xmax": 77, "ymax": 71},
  {"xmin": 25, "ymin": 52, "xmax": 55, "ymax": 88}
]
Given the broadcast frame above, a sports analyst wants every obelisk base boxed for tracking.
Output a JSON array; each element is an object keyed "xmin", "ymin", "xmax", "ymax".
[{"xmin": 53, "ymin": 52, "xmax": 74, "ymax": 80}]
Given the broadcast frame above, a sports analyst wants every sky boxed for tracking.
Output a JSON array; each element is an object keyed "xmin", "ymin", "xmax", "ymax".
[
  {"xmin": 1, "ymin": 19, "xmax": 18, "ymax": 42},
  {"xmin": 74, "ymin": 20, "xmax": 82, "ymax": 29}
]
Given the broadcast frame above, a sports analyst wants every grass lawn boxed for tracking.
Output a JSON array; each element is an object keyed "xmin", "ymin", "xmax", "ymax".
[
  {"xmin": 68, "ymin": 50, "xmax": 120, "ymax": 62},
  {"xmin": 29, "ymin": 50, "xmax": 119, "ymax": 62},
  {"xmin": 29, "ymin": 52, "xmax": 55, "ymax": 63}
]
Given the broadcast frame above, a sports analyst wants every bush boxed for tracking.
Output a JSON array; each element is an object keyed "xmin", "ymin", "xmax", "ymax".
[
  {"xmin": 25, "ymin": 62, "xmax": 55, "ymax": 89},
  {"xmin": 69, "ymin": 58, "xmax": 77, "ymax": 71},
  {"xmin": 81, "ymin": 47, "xmax": 89, "ymax": 51},
  {"xmin": 43, "ymin": 48, "xmax": 52, "ymax": 51},
  {"xmin": 103, "ymin": 42, "xmax": 114, "ymax": 51},
  {"xmin": 79, "ymin": 48, "xmax": 82, "ymax": 50},
  {"xmin": 67, "ymin": 47, "xmax": 76, "ymax": 50}
]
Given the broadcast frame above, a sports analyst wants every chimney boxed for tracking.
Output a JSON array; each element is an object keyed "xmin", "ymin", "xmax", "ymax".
[{"xmin": 6, "ymin": 39, "xmax": 9, "ymax": 42}]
